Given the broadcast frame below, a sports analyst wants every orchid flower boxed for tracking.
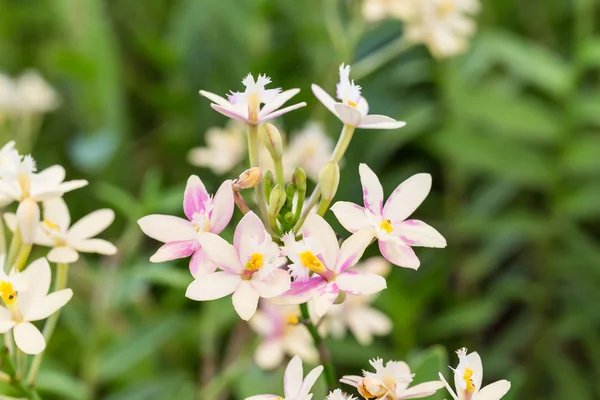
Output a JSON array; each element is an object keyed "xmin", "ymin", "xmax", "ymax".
[
  {"xmin": 285, "ymin": 122, "xmax": 334, "ymax": 181},
  {"xmin": 278, "ymin": 214, "xmax": 386, "ymax": 318},
  {"xmin": 245, "ymin": 355, "xmax": 324, "ymax": 400},
  {"xmin": 4, "ymin": 198, "xmax": 117, "ymax": 264},
  {"xmin": 186, "ymin": 212, "xmax": 291, "ymax": 321},
  {"xmin": 331, "ymin": 163, "xmax": 446, "ymax": 269},
  {"xmin": 326, "ymin": 389, "xmax": 357, "ymax": 400},
  {"xmin": 0, "ymin": 71, "xmax": 59, "ymax": 114},
  {"xmin": 439, "ymin": 348, "xmax": 511, "ymax": 400},
  {"xmin": 0, "ymin": 257, "xmax": 73, "ymax": 354},
  {"xmin": 341, "ymin": 358, "xmax": 444, "ymax": 400},
  {"xmin": 188, "ymin": 121, "xmax": 247, "ymax": 175},
  {"xmin": 311, "ymin": 64, "xmax": 406, "ymax": 129},
  {"xmin": 319, "ymin": 257, "xmax": 392, "ymax": 345},
  {"xmin": 138, "ymin": 175, "xmax": 234, "ymax": 276},
  {"xmin": 249, "ymin": 301, "xmax": 318, "ymax": 370},
  {"xmin": 200, "ymin": 73, "xmax": 306, "ymax": 125}
]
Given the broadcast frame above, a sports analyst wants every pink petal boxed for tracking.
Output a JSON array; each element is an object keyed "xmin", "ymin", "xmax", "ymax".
[
  {"xmin": 259, "ymin": 102, "xmax": 307, "ymax": 123},
  {"xmin": 311, "ymin": 84, "xmax": 338, "ymax": 117},
  {"xmin": 252, "ymin": 269, "xmax": 291, "ymax": 299},
  {"xmin": 399, "ymin": 381, "xmax": 445, "ymax": 399},
  {"xmin": 336, "ymin": 229, "xmax": 375, "ymax": 273},
  {"xmin": 199, "ymin": 90, "xmax": 232, "ymax": 108},
  {"xmin": 183, "ymin": 175, "xmax": 209, "ymax": 220},
  {"xmin": 330, "ymin": 201, "xmax": 371, "ymax": 233},
  {"xmin": 234, "ymin": 211, "xmax": 266, "ymax": 261},
  {"xmin": 382, "ymin": 173, "xmax": 432, "ymax": 223},
  {"xmin": 312, "ymin": 282, "xmax": 339, "ymax": 317},
  {"xmin": 358, "ymin": 114, "xmax": 407, "ymax": 130},
  {"xmin": 209, "ymin": 180, "xmax": 234, "ymax": 234},
  {"xmin": 301, "ymin": 214, "xmax": 339, "ymax": 269},
  {"xmin": 211, "ymin": 103, "xmax": 251, "ymax": 123},
  {"xmin": 258, "ymin": 88, "xmax": 300, "ymax": 118},
  {"xmin": 359, "ymin": 163, "xmax": 384, "ymax": 215},
  {"xmin": 150, "ymin": 240, "xmax": 195, "ymax": 262},
  {"xmin": 334, "ymin": 103, "xmax": 362, "ymax": 126},
  {"xmin": 196, "ymin": 232, "xmax": 243, "ymax": 273},
  {"xmin": 396, "ymin": 219, "xmax": 446, "ymax": 248},
  {"xmin": 185, "ymin": 271, "xmax": 241, "ymax": 301},
  {"xmin": 189, "ymin": 248, "xmax": 218, "ymax": 277},
  {"xmin": 274, "ymin": 276, "xmax": 326, "ymax": 306},
  {"xmin": 335, "ymin": 271, "xmax": 386, "ymax": 295},
  {"xmin": 379, "ymin": 240, "xmax": 420, "ymax": 269}
]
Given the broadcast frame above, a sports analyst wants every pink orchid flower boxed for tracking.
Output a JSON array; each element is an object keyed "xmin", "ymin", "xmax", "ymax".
[
  {"xmin": 186, "ymin": 212, "xmax": 291, "ymax": 321},
  {"xmin": 331, "ymin": 164, "xmax": 446, "ymax": 269},
  {"xmin": 138, "ymin": 175, "xmax": 234, "ymax": 276},
  {"xmin": 311, "ymin": 64, "xmax": 406, "ymax": 130},
  {"xmin": 277, "ymin": 214, "xmax": 386, "ymax": 318}
]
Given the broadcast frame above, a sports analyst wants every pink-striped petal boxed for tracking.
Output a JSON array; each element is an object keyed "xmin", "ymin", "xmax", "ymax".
[
  {"xmin": 189, "ymin": 248, "xmax": 218, "ymax": 277},
  {"xmin": 379, "ymin": 240, "xmax": 420, "ymax": 269},
  {"xmin": 359, "ymin": 163, "xmax": 384, "ymax": 215},
  {"xmin": 336, "ymin": 229, "xmax": 375, "ymax": 273},
  {"xmin": 396, "ymin": 219, "xmax": 446, "ymax": 248},
  {"xmin": 260, "ymin": 102, "xmax": 307, "ymax": 123},
  {"xmin": 211, "ymin": 103, "xmax": 251, "ymax": 123},
  {"xmin": 183, "ymin": 175, "xmax": 209, "ymax": 220},
  {"xmin": 330, "ymin": 201, "xmax": 371, "ymax": 233},
  {"xmin": 273, "ymin": 276, "xmax": 326, "ymax": 306},
  {"xmin": 335, "ymin": 271, "xmax": 386, "ymax": 295},
  {"xmin": 382, "ymin": 173, "xmax": 432, "ymax": 223},
  {"xmin": 149, "ymin": 240, "xmax": 194, "ymax": 263},
  {"xmin": 312, "ymin": 282, "xmax": 339, "ymax": 317},
  {"xmin": 209, "ymin": 180, "xmax": 234, "ymax": 234}
]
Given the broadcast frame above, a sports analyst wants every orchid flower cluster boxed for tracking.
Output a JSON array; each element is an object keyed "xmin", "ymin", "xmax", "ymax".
[{"xmin": 0, "ymin": 140, "xmax": 116, "ymax": 397}]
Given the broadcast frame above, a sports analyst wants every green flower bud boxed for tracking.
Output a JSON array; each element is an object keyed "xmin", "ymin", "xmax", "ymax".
[
  {"xmin": 292, "ymin": 167, "xmax": 307, "ymax": 193},
  {"xmin": 268, "ymin": 184, "xmax": 286, "ymax": 217},
  {"xmin": 263, "ymin": 123, "xmax": 283, "ymax": 162},
  {"xmin": 263, "ymin": 170, "xmax": 274, "ymax": 201},
  {"xmin": 318, "ymin": 161, "xmax": 340, "ymax": 202}
]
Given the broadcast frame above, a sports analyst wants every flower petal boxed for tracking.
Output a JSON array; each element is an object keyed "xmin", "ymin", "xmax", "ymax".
[
  {"xmin": 312, "ymin": 282, "xmax": 340, "ymax": 318},
  {"xmin": 245, "ymin": 396, "xmax": 281, "ymax": 400},
  {"xmin": 311, "ymin": 84, "xmax": 339, "ymax": 117},
  {"xmin": 379, "ymin": 241, "xmax": 420, "ymax": 269},
  {"xmin": 465, "ymin": 351, "xmax": 483, "ymax": 393},
  {"xmin": 42, "ymin": 198, "xmax": 70, "ymax": 231},
  {"xmin": 209, "ymin": 180, "xmax": 234, "ymax": 234},
  {"xmin": 438, "ymin": 373, "xmax": 459, "ymax": 400},
  {"xmin": 298, "ymin": 365, "xmax": 325, "ymax": 399},
  {"xmin": 396, "ymin": 220, "xmax": 446, "ymax": 248},
  {"xmin": 271, "ymin": 276, "xmax": 326, "ymax": 306},
  {"xmin": 189, "ymin": 248, "xmax": 218, "ymax": 278},
  {"xmin": 211, "ymin": 104, "xmax": 251, "ymax": 124},
  {"xmin": 16, "ymin": 198, "xmax": 40, "ymax": 244},
  {"xmin": 254, "ymin": 339, "xmax": 285, "ymax": 370},
  {"xmin": 0, "ymin": 307, "xmax": 16, "ymax": 333},
  {"xmin": 260, "ymin": 102, "xmax": 307, "ymax": 123},
  {"xmin": 358, "ymin": 114, "xmax": 407, "ymax": 130},
  {"xmin": 232, "ymin": 280, "xmax": 259, "ymax": 321},
  {"xmin": 47, "ymin": 246, "xmax": 79, "ymax": 264},
  {"xmin": 382, "ymin": 173, "xmax": 432, "ymax": 223},
  {"xmin": 399, "ymin": 381, "xmax": 445, "ymax": 399},
  {"xmin": 68, "ymin": 209, "xmax": 115, "ymax": 240},
  {"xmin": 284, "ymin": 355, "xmax": 303, "ymax": 398},
  {"xmin": 336, "ymin": 229, "xmax": 375, "ymax": 273},
  {"xmin": 330, "ymin": 201, "xmax": 371, "ymax": 233},
  {"xmin": 36, "ymin": 165, "xmax": 65, "ymax": 184},
  {"xmin": 18, "ymin": 257, "xmax": 51, "ymax": 317},
  {"xmin": 25, "ymin": 289, "xmax": 73, "ymax": 321},
  {"xmin": 252, "ymin": 269, "xmax": 291, "ymax": 299},
  {"xmin": 258, "ymin": 88, "xmax": 300, "ymax": 118},
  {"xmin": 334, "ymin": 103, "xmax": 362, "ymax": 126},
  {"xmin": 234, "ymin": 211, "xmax": 266, "ymax": 262},
  {"xmin": 359, "ymin": 163, "xmax": 384, "ymax": 215},
  {"xmin": 301, "ymin": 214, "xmax": 339, "ymax": 270},
  {"xmin": 199, "ymin": 90, "xmax": 232, "ymax": 108},
  {"xmin": 3, "ymin": 213, "xmax": 52, "ymax": 247},
  {"xmin": 185, "ymin": 271, "xmax": 241, "ymax": 301},
  {"xmin": 183, "ymin": 175, "xmax": 209, "ymax": 220},
  {"xmin": 197, "ymin": 232, "xmax": 242, "ymax": 273},
  {"xmin": 70, "ymin": 239, "xmax": 117, "ymax": 255},
  {"xmin": 147, "ymin": 240, "xmax": 194, "ymax": 262},
  {"xmin": 346, "ymin": 306, "xmax": 392, "ymax": 346},
  {"xmin": 14, "ymin": 322, "xmax": 46, "ymax": 355},
  {"xmin": 138, "ymin": 214, "xmax": 196, "ymax": 243},
  {"xmin": 336, "ymin": 271, "xmax": 386, "ymax": 296},
  {"xmin": 474, "ymin": 380, "xmax": 511, "ymax": 400}
]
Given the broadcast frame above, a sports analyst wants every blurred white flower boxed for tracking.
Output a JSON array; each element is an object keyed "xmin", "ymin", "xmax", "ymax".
[
  {"xmin": 362, "ymin": 0, "xmax": 480, "ymax": 59},
  {"xmin": 249, "ymin": 301, "xmax": 318, "ymax": 370},
  {"xmin": 439, "ymin": 348, "xmax": 511, "ymax": 400},
  {"xmin": 327, "ymin": 389, "xmax": 357, "ymax": 400},
  {"xmin": 188, "ymin": 121, "xmax": 246, "ymax": 175},
  {"xmin": 286, "ymin": 122, "xmax": 334, "ymax": 181},
  {"xmin": 0, "ymin": 257, "xmax": 73, "ymax": 354},
  {"xmin": 319, "ymin": 257, "xmax": 392, "ymax": 346},
  {"xmin": 0, "ymin": 70, "xmax": 59, "ymax": 114},
  {"xmin": 4, "ymin": 198, "xmax": 117, "ymax": 264}
]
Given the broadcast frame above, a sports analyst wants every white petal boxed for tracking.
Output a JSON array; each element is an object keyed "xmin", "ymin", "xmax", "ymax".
[
  {"xmin": 330, "ymin": 201, "xmax": 371, "ymax": 233},
  {"xmin": 18, "ymin": 258, "xmax": 51, "ymax": 317},
  {"xmin": 245, "ymin": 396, "xmax": 281, "ymax": 400},
  {"xmin": 209, "ymin": 180, "xmax": 234, "ymax": 234},
  {"xmin": 14, "ymin": 322, "xmax": 46, "ymax": 355},
  {"xmin": 71, "ymin": 238, "xmax": 117, "ymax": 255},
  {"xmin": 336, "ymin": 272, "xmax": 386, "ymax": 296},
  {"xmin": 438, "ymin": 372, "xmax": 459, "ymax": 400},
  {"xmin": 183, "ymin": 175, "xmax": 209, "ymax": 220},
  {"xmin": 466, "ymin": 351, "xmax": 483, "ymax": 393},
  {"xmin": 3, "ymin": 213, "xmax": 52, "ymax": 246},
  {"xmin": 199, "ymin": 90, "xmax": 232, "ymax": 108},
  {"xmin": 312, "ymin": 283, "xmax": 339, "ymax": 318},
  {"xmin": 359, "ymin": 163, "xmax": 384, "ymax": 215},
  {"xmin": 396, "ymin": 220, "xmax": 446, "ymax": 248},
  {"xmin": 68, "ymin": 209, "xmax": 115, "ymax": 240},
  {"xmin": 137, "ymin": 214, "xmax": 196, "ymax": 243},
  {"xmin": 16, "ymin": 198, "xmax": 40, "ymax": 244},
  {"xmin": 42, "ymin": 198, "xmax": 70, "ymax": 231},
  {"xmin": 311, "ymin": 84, "xmax": 339, "ymax": 117},
  {"xmin": 252, "ymin": 269, "xmax": 291, "ymax": 299},
  {"xmin": 185, "ymin": 271, "xmax": 241, "ymax": 301},
  {"xmin": 197, "ymin": 232, "xmax": 243, "ymax": 273},
  {"xmin": 379, "ymin": 240, "xmax": 420, "ymax": 269},
  {"xmin": 298, "ymin": 365, "xmax": 324, "ymax": 399},
  {"xmin": 232, "ymin": 280, "xmax": 259, "ymax": 321},
  {"xmin": 334, "ymin": 103, "xmax": 362, "ymax": 126},
  {"xmin": 382, "ymin": 173, "xmax": 432, "ymax": 223},
  {"xmin": 259, "ymin": 102, "xmax": 307, "ymax": 123},
  {"xmin": 301, "ymin": 214, "xmax": 339, "ymax": 269},
  {"xmin": 25, "ymin": 289, "xmax": 73, "ymax": 321},
  {"xmin": 400, "ymin": 381, "xmax": 445, "ymax": 399},
  {"xmin": 47, "ymin": 246, "xmax": 79, "ymax": 264},
  {"xmin": 234, "ymin": 211, "xmax": 266, "ymax": 263},
  {"xmin": 36, "ymin": 165, "xmax": 65, "ymax": 184},
  {"xmin": 0, "ymin": 307, "xmax": 16, "ymax": 333},
  {"xmin": 211, "ymin": 104, "xmax": 251, "ymax": 124},
  {"xmin": 254, "ymin": 339, "xmax": 285, "ymax": 370},
  {"xmin": 358, "ymin": 114, "xmax": 407, "ymax": 130},
  {"xmin": 346, "ymin": 306, "xmax": 392, "ymax": 346},
  {"xmin": 284, "ymin": 355, "xmax": 304, "ymax": 398},
  {"xmin": 474, "ymin": 380, "xmax": 511, "ymax": 400},
  {"xmin": 259, "ymin": 88, "xmax": 300, "ymax": 118},
  {"xmin": 336, "ymin": 229, "xmax": 375, "ymax": 273}
]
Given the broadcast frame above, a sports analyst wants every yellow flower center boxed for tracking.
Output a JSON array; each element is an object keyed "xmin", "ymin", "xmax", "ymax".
[
  {"xmin": 299, "ymin": 251, "xmax": 326, "ymax": 274},
  {"xmin": 0, "ymin": 281, "xmax": 17, "ymax": 306},
  {"xmin": 437, "ymin": 0, "xmax": 455, "ymax": 16},
  {"xmin": 44, "ymin": 219, "xmax": 60, "ymax": 231},
  {"xmin": 245, "ymin": 253, "xmax": 264, "ymax": 272},
  {"xmin": 286, "ymin": 314, "xmax": 299, "ymax": 325},
  {"xmin": 463, "ymin": 367, "xmax": 476, "ymax": 393},
  {"xmin": 380, "ymin": 219, "xmax": 393, "ymax": 233},
  {"xmin": 347, "ymin": 100, "xmax": 357, "ymax": 108},
  {"xmin": 17, "ymin": 172, "xmax": 30, "ymax": 199}
]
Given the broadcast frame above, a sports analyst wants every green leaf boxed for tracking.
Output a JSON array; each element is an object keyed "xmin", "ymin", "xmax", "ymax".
[{"xmin": 37, "ymin": 369, "xmax": 89, "ymax": 400}]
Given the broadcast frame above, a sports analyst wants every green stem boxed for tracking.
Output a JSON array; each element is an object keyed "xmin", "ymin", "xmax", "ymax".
[
  {"xmin": 300, "ymin": 303, "xmax": 336, "ymax": 391},
  {"xmin": 13, "ymin": 244, "xmax": 32, "ymax": 272},
  {"xmin": 1, "ymin": 348, "xmax": 41, "ymax": 400},
  {"xmin": 26, "ymin": 263, "xmax": 69, "ymax": 386},
  {"xmin": 293, "ymin": 125, "xmax": 355, "ymax": 233},
  {"xmin": 0, "ymin": 216, "xmax": 7, "ymax": 256},
  {"xmin": 247, "ymin": 125, "xmax": 271, "ymax": 229},
  {"xmin": 274, "ymin": 158, "xmax": 285, "ymax": 187},
  {"xmin": 352, "ymin": 37, "xmax": 411, "ymax": 80},
  {"xmin": 5, "ymin": 229, "xmax": 22, "ymax": 271},
  {"xmin": 316, "ymin": 199, "xmax": 332, "ymax": 217}
]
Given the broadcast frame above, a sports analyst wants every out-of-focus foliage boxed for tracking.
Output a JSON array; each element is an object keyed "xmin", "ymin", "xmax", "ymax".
[{"xmin": 0, "ymin": 0, "xmax": 599, "ymax": 399}]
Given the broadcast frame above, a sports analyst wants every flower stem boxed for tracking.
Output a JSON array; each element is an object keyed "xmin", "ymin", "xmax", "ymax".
[
  {"xmin": 300, "ymin": 303, "xmax": 336, "ymax": 391},
  {"xmin": 5, "ymin": 229, "xmax": 22, "ymax": 271},
  {"xmin": 247, "ymin": 124, "xmax": 271, "ymax": 230},
  {"xmin": 0, "ymin": 217, "xmax": 7, "ymax": 256},
  {"xmin": 274, "ymin": 158, "xmax": 285, "ymax": 187},
  {"xmin": 26, "ymin": 263, "xmax": 69, "ymax": 386},
  {"xmin": 1, "ymin": 347, "xmax": 42, "ymax": 400},
  {"xmin": 293, "ymin": 125, "xmax": 355, "ymax": 233},
  {"xmin": 13, "ymin": 244, "xmax": 32, "ymax": 272},
  {"xmin": 352, "ymin": 37, "xmax": 411, "ymax": 80}
]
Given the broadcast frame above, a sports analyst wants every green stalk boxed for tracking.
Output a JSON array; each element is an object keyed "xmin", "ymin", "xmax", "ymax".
[
  {"xmin": 293, "ymin": 125, "xmax": 355, "ymax": 233},
  {"xmin": 13, "ymin": 244, "xmax": 32, "ymax": 272},
  {"xmin": 26, "ymin": 263, "xmax": 69, "ymax": 386},
  {"xmin": 274, "ymin": 158, "xmax": 285, "ymax": 187},
  {"xmin": 1, "ymin": 347, "xmax": 41, "ymax": 400},
  {"xmin": 5, "ymin": 229, "xmax": 22, "ymax": 271},
  {"xmin": 0, "ymin": 216, "xmax": 6, "ymax": 256},
  {"xmin": 300, "ymin": 303, "xmax": 336, "ymax": 391},
  {"xmin": 352, "ymin": 37, "xmax": 411, "ymax": 80},
  {"xmin": 247, "ymin": 125, "xmax": 271, "ymax": 229}
]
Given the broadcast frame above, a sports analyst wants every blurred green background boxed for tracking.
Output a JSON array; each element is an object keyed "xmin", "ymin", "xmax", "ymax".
[{"xmin": 1, "ymin": 0, "xmax": 600, "ymax": 399}]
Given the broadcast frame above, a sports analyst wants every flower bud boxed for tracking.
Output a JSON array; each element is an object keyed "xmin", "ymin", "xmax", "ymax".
[
  {"xmin": 285, "ymin": 183, "xmax": 296, "ymax": 208},
  {"xmin": 263, "ymin": 170, "xmax": 274, "ymax": 200},
  {"xmin": 233, "ymin": 167, "xmax": 262, "ymax": 191},
  {"xmin": 16, "ymin": 198, "xmax": 40, "ymax": 244},
  {"xmin": 357, "ymin": 376, "xmax": 388, "ymax": 399},
  {"xmin": 318, "ymin": 162, "xmax": 340, "ymax": 202},
  {"xmin": 268, "ymin": 184, "xmax": 286, "ymax": 217},
  {"xmin": 292, "ymin": 167, "xmax": 307, "ymax": 193},
  {"xmin": 263, "ymin": 123, "xmax": 283, "ymax": 161}
]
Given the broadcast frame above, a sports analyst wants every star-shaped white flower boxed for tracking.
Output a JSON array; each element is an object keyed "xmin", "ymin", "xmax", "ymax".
[
  {"xmin": 311, "ymin": 64, "xmax": 406, "ymax": 129},
  {"xmin": 0, "ymin": 257, "xmax": 73, "ymax": 354},
  {"xmin": 326, "ymin": 389, "xmax": 357, "ymax": 400},
  {"xmin": 200, "ymin": 73, "xmax": 306, "ymax": 125},
  {"xmin": 188, "ymin": 121, "xmax": 247, "ymax": 175}
]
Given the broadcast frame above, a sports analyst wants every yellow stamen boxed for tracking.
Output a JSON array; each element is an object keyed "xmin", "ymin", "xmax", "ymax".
[
  {"xmin": 299, "ymin": 251, "xmax": 326, "ymax": 274},
  {"xmin": 17, "ymin": 173, "xmax": 30, "ymax": 199},
  {"xmin": 286, "ymin": 314, "xmax": 299, "ymax": 325},
  {"xmin": 463, "ymin": 368, "xmax": 476, "ymax": 392},
  {"xmin": 245, "ymin": 253, "xmax": 264, "ymax": 272},
  {"xmin": 347, "ymin": 100, "xmax": 357, "ymax": 108},
  {"xmin": 380, "ymin": 219, "xmax": 393, "ymax": 233},
  {"xmin": 0, "ymin": 281, "xmax": 17, "ymax": 306},
  {"xmin": 44, "ymin": 219, "xmax": 60, "ymax": 231}
]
